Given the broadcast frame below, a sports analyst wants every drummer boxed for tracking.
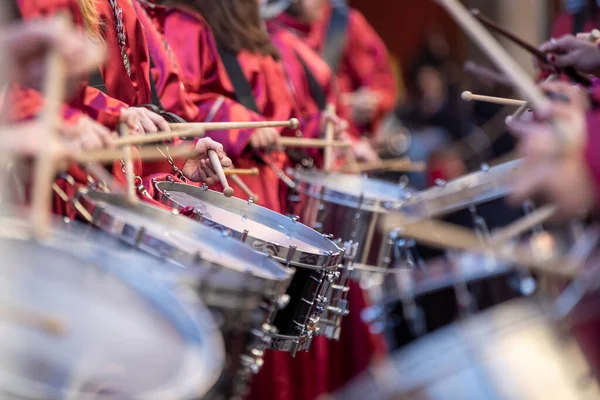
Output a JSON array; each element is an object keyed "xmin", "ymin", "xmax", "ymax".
[
  {"xmin": 12, "ymin": 0, "xmax": 232, "ymax": 215},
  {"xmin": 0, "ymin": 17, "xmax": 115, "ymax": 154},
  {"xmin": 271, "ymin": 0, "xmax": 396, "ymax": 162}
]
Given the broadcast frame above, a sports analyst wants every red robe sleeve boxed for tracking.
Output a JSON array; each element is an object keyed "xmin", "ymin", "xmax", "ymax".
[
  {"xmin": 343, "ymin": 9, "xmax": 397, "ymax": 133},
  {"xmin": 161, "ymin": 8, "xmax": 264, "ymax": 158}
]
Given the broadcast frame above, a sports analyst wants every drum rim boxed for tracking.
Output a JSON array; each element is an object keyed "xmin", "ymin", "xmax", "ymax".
[
  {"xmin": 0, "ymin": 216, "xmax": 225, "ymax": 400},
  {"xmin": 287, "ymin": 168, "xmax": 413, "ymax": 213},
  {"xmin": 76, "ymin": 189, "xmax": 293, "ymax": 296},
  {"xmin": 399, "ymin": 159, "xmax": 522, "ymax": 218},
  {"xmin": 154, "ymin": 181, "xmax": 344, "ymax": 271}
]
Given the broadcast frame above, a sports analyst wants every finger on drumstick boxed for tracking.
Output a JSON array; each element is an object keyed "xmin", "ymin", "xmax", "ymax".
[{"xmin": 208, "ymin": 149, "xmax": 234, "ymax": 197}]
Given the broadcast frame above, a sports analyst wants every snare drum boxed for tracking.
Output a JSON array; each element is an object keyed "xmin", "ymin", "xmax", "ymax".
[
  {"xmin": 153, "ymin": 180, "xmax": 345, "ymax": 354},
  {"xmin": 0, "ymin": 215, "xmax": 224, "ymax": 400},
  {"xmin": 330, "ymin": 298, "xmax": 600, "ymax": 400},
  {"xmin": 76, "ymin": 189, "xmax": 293, "ymax": 398},
  {"xmin": 287, "ymin": 169, "xmax": 413, "ymax": 338}
]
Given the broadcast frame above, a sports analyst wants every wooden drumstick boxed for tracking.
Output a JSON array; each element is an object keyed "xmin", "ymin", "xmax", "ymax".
[
  {"xmin": 436, "ymin": 0, "xmax": 582, "ymax": 152},
  {"xmin": 223, "ymin": 168, "xmax": 259, "ymax": 177},
  {"xmin": 392, "ymin": 212, "xmax": 575, "ymax": 278},
  {"xmin": 340, "ymin": 157, "xmax": 426, "ymax": 174},
  {"xmin": 229, "ymin": 174, "xmax": 259, "ymax": 203},
  {"xmin": 436, "ymin": 0, "xmax": 550, "ymax": 111},
  {"xmin": 461, "ymin": 91, "xmax": 526, "ymax": 107},
  {"xmin": 323, "ymin": 104, "xmax": 336, "ymax": 171},
  {"xmin": 169, "ymin": 118, "xmax": 300, "ymax": 132},
  {"xmin": 489, "ymin": 205, "xmax": 557, "ymax": 245},
  {"xmin": 118, "ymin": 124, "xmax": 138, "ymax": 204},
  {"xmin": 74, "ymin": 143, "xmax": 195, "ymax": 164},
  {"xmin": 208, "ymin": 150, "xmax": 234, "ymax": 197},
  {"xmin": 471, "ymin": 9, "xmax": 592, "ymax": 87},
  {"xmin": 278, "ymin": 137, "xmax": 350, "ymax": 148},
  {"xmin": 0, "ymin": 304, "xmax": 67, "ymax": 336},
  {"xmin": 31, "ymin": 13, "xmax": 70, "ymax": 239}
]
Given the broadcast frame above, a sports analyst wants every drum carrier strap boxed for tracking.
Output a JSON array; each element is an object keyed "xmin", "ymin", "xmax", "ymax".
[
  {"xmin": 216, "ymin": 42, "xmax": 311, "ymax": 172},
  {"xmin": 322, "ymin": 1, "xmax": 350, "ymax": 73}
]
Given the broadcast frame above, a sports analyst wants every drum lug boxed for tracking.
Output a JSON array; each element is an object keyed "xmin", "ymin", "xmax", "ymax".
[
  {"xmin": 290, "ymin": 215, "xmax": 300, "ymax": 223},
  {"xmin": 201, "ymin": 183, "xmax": 209, "ymax": 190},
  {"xmin": 322, "ymin": 233, "xmax": 334, "ymax": 240},
  {"xmin": 247, "ymin": 198, "xmax": 254, "ymax": 205}
]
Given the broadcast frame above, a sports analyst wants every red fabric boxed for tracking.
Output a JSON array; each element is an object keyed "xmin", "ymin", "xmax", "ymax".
[
  {"xmin": 268, "ymin": 21, "xmax": 342, "ymax": 167},
  {"xmin": 160, "ymin": 6, "xmax": 298, "ymax": 214},
  {"xmin": 275, "ymin": 6, "xmax": 397, "ymax": 136},
  {"xmin": 17, "ymin": 0, "xmax": 126, "ymax": 130}
]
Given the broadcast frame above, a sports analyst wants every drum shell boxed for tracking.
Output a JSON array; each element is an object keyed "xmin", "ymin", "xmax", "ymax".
[{"xmin": 153, "ymin": 182, "xmax": 344, "ymax": 354}]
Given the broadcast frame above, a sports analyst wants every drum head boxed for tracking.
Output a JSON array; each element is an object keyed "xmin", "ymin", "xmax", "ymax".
[
  {"xmin": 333, "ymin": 298, "xmax": 600, "ymax": 399},
  {"xmin": 79, "ymin": 189, "xmax": 292, "ymax": 294},
  {"xmin": 288, "ymin": 168, "xmax": 414, "ymax": 212},
  {"xmin": 155, "ymin": 182, "xmax": 343, "ymax": 269},
  {"xmin": 399, "ymin": 160, "xmax": 522, "ymax": 218},
  {"xmin": 0, "ymin": 217, "xmax": 224, "ymax": 400}
]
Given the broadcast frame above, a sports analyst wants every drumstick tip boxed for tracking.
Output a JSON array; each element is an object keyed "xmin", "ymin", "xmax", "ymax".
[
  {"xmin": 461, "ymin": 91, "xmax": 473, "ymax": 101},
  {"xmin": 289, "ymin": 118, "xmax": 300, "ymax": 130},
  {"xmin": 470, "ymin": 8, "xmax": 481, "ymax": 16},
  {"xmin": 223, "ymin": 187, "xmax": 235, "ymax": 197}
]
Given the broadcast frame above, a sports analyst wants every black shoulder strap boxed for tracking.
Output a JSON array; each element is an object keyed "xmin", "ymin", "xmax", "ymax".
[
  {"xmin": 148, "ymin": 55, "xmax": 165, "ymax": 111},
  {"xmin": 88, "ymin": 55, "xmax": 164, "ymax": 110},
  {"xmin": 296, "ymin": 52, "xmax": 327, "ymax": 111},
  {"xmin": 216, "ymin": 43, "xmax": 261, "ymax": 114},
  {"xmin": 322, "ymin": 3, "xmax": 350, "ymax": 73}
]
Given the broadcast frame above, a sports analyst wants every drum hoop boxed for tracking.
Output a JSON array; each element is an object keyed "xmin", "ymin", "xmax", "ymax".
[
  {"xmin": 0, "ymin": 217, "xmax": 225, "ymax": 400},
  {"xmin": 287, "ymin": 169, "xmax": 410, "ymax": 212},
  {"xmin": 154, "ymin": 182, "xmax": 345, "ymax": 270},
  {"xmin": 76, "ymin": 189, "xmax": 293, "ymax": 295},
  {"xmin": 399, "ymin": 159, "xmax": 521, "ymax": 218}
]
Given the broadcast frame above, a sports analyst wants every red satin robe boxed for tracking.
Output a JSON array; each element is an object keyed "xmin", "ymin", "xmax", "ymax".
[
  {"xmin": 268, "ymin": 14, "xmax": 388, "ymax": 399},
  {"xmin": 15, "ymin": 0, "xmax": 187, "ymax": 216},
  {"xmin": 275, "ymin": 5, "xmax": 397, "ymax": 136},
  {"xmin": 160, "ymin": 6, "xmax": 300, "ymax": 214}
]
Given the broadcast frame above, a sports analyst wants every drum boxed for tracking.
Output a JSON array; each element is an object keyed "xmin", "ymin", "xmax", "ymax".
[
  {"xmin": 0, "ymin": 215, "xmax": 224, "ymax": 399},
  {"xmin": 287, "ymin": 169, "xmax": 413, "ymax": 338},
  {"xmin": 362, "ymin": 252, "xmax": 522, "ymax": 350},
  {"xmin": 329, "ymin": 298, "xmax": 600, "ymax": 400},
  {"xmin": 76, "ymin": 189, "xmax": 293, "ymax": 398},
  {"xmin": 153, "ymin": 180, "xmax": 345, "ymax": 352},
  {"xmin": 362, "ymin": 160, "xmax": 562, "ymax": 351},
  {"xmin": 288, "ymin": 168, "xmax": 414, "ymax": 265}
]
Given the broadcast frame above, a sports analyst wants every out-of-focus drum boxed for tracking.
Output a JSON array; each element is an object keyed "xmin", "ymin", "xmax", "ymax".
[
  {"xmin": 287, "ymin": 169, "xmax": 413, "ymax": 338},
  {"xmin": 0, "ymin": 216, "xmax": 224, "ymax": 400},
  {"xmin": 153, "ymin": 180, "xmax": 345, "ymax": 351},
  {"xmin": 76, "ymin": 189, "xmax": 292, "ymax": 398},
  {"xmin": 329, "ymin": 298, "xmax": 600, "ymax": 400}
]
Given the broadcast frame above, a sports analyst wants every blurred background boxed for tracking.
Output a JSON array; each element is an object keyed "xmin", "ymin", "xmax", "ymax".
[{"xmin": 354, "ymin": 0, "xmax": 568, "ymax": 189}]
